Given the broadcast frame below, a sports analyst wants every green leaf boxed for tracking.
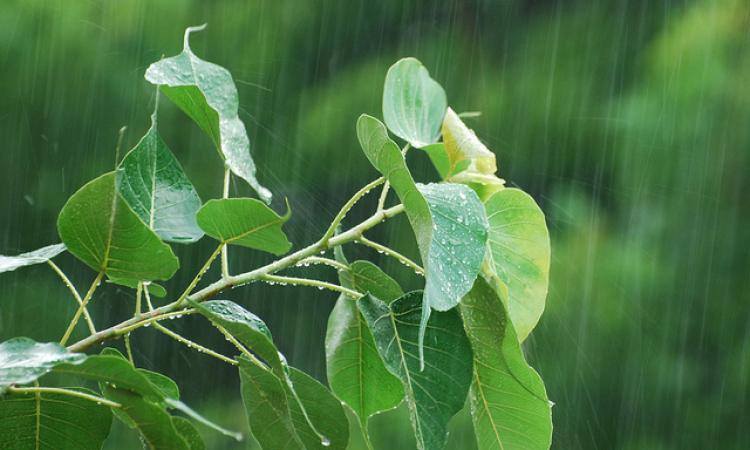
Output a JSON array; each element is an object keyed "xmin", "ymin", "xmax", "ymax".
[
  {"xmin": 57, "ymin": 172, "xmax": 179, "ymax": 281},
  {"xmin": 173, "ymin": 417, "xmax": 206, "ymax": 450},
  {"xmin": 325, "ymin": 260, "xmax": 404, "ymax": 437},
  {"xmin": 144, "ymin": 25, "xmax": 271, "ymax": 203},
  {"xmin": 117, "ymin": 114, "xmax": 203, "ymax": 243},
  {"xmin": 0, "ymin": 387, "xmax": 112, "ymax": 450},
  {"xmin": 440, "ymin": 108, "xmax": 505, "ymax": 200},
  {"xmin": 483, "ymin": 188, "xmax": 551, "ymax": 341},
  {"xmin": 382, "ymin": 57, "xmax": 447, "ymax": 148},
  {"xmin": 356, "ymin": 115, "xmax": 488, "ymax": 362},
  {"xmin": 107, "ymin": 278, "xmax": 168, "ymax": 298},
  {"xmin": 358, "ymin": 291, "xmax": 473, "ymax": 450},
  {"xmin": 238, "ymin": 357, "xmax": 305, "ymax": 450},
  {"xmin": 196, "ymin": 198, "xmax": 292, "ymax": 255},
  {"xmin": 0, "ymin": 243, "xmax": 66, "ymax": 273},
  {"xmin": 422, "ymin": 143, "xmax": 450, "ymax": 179},
  {"xmin": 138, "ymin": 368, "xmax": 180, "ymax": 400},
  {"xmin": 460, "ymin": 278, "xmax": 553, "ymax": 450},
  {"xmin": 190, "ymin": 300, "xmax": 284, "ymax": 374},
  {"xmin": 0, "ymin": 338, "xmax": 85, "ymax": 394},
  {"xmin": 102, "ymin": 386, "xmax": 190, "ymax": 450},
  {"xmin": 286, "ymin": 367, "xmax": 350, "ymax": 450}
]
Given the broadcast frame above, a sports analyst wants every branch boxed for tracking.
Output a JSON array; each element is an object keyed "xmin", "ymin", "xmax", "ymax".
[
  {"xmin": 7, "ymin": 386, "xmax": 121, "ymax": 409},
  {"xmin": 356, "ymin": 236, "xmax": 425, "ymax": 275},
  {"xmin": 295, "ymin": 256, "xmax": 348, "ymax": 271},
  {"xmin": 153, "ymin": 322, "xmax": 237, "ymax": 366},
  {"xmin": 321, "ymin": 177, "xmax": 384, "ymax": 243},
  {"xmin": 60, "ymin": 272, "xmax": 104, "ymax": 345},
  {"xmin": 261, "ymin": 274, "xmax": 361, "ymax": 299},
  {"xmin": 47, "ymin": 261, "xmax": 96, "ymax": 334}
]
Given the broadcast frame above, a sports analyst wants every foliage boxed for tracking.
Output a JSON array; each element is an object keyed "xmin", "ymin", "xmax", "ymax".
[{"xmin": 0, "ymin": 27, "xmax": 552, "ymax": 450}]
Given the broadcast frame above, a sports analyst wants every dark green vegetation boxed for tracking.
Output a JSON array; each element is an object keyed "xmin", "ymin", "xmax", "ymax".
[{"xmin": 1, "ymin": 1, "xmax": 748, "ymax": 449}]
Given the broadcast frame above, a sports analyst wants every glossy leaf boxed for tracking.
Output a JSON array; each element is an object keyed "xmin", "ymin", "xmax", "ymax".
[
  {"xmin": 117, "ymin": 114, "xmax": 203, "ymax": 243},
  {"xmin": 0, "ymin": 387, "xmax": 112, "ymax": 450},
  {"xmin": 0, "ymin": 243, "xmax": 66, "ymax": 273},
  {"xmin": 173, "ymin": 417, "xmax": 206, "ymax": 450},
  {"xmin": 358, "ymin": 292, "xmax": 473, "ymax": 450},
  {"xmin": 0, "ymin": 338, "xmax": 85, "ymax": 393},
  {"xmin": 325, "ymin": 259, "xmax": 404, "ymax": 439},
  {"xmin": 460, "ymin": 278, "xmax": 553, "ymax": 450},
  {"xmin": 239, "ymin": 357, "xmax": 305, "ymax": 450},
  {"xmin": 382, "ymin": 57, "xmax": 447, "ymax": 148},
  {"xmin": 287, "ymin": 367, "xmax": 349, "ymax": 450},
  {"xmin": 441, "ymin": 108, "xmax": 505, "ymax": 200},
  {"xmin": 57, "ymin": 172, "xmax": 179, "ymax": 281},
  {"xmin": 144, "ymin": 25, "xmax": 271, "ymax": 203},
  {"xmin": 196, "ymin": 198, "xmax": 292, "ymax": 255},
  {"xmin": 484, "ymin": 188, "xmax": 551, "ymax": 341}
]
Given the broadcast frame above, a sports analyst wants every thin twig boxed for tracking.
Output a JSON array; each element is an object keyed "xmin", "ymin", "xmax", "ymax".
[
  {"xmin": 356, "ymin": 236, "xmax": 425, "ymax": 275},
  {"xmin": 47, "ymin": 261, "xmax": 95, "ymax": 334},
  {"xmin": 321, "ymin": 177, "xmax": 384, "ymax": 243},
  {"xmin": 60, "ymin": 272, "xmax": 104, "ymax": 345},
  {"xmin": 261, "ymin": 274, "xmax": 362, "ymax": 299},
  {"xmin": 153, "ymin": 322, "xmax": 237, "ymax": 366},
  {"xmin": 8, "ymin": 386, "xmax": 121, "ymax": 409},
  {"xmin": 295, "ymin": 256, "xmax": 348, "ymax": 271}
]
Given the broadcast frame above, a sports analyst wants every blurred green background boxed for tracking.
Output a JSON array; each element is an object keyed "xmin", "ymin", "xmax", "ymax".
[{"xmin": 1, "ymin": 0, "xmax": 748, "ymax": 448}]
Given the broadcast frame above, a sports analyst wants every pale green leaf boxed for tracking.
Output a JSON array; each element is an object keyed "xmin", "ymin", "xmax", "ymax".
[
  {"xmin": 382, "ymin": 57, "xmax": 447, "ymax": 148},
  {"xmin": 358, "ymin": 291, "xmax": 473, "ymax": 450},
  {"xmin": 460, "ymin": 277, "xmax": 553, "ymax": 450},
  {"xmin": 0, "ymin": 387, "xmax": 112, "ymax": 450},
  {"xmin": 484, "ymin": 188, "xmax": 550, "ymax": 341},
  {"xmin": 0, "ymin": 243, "xmax": 66, "ymax": 274},
  {"xmin": 144, "ymin": 25, "xmax": 271, "ymax": 203},
  {"xmin": 196, "ymin": 198, "xmax": 292, "ymax": 255},
  {"xmin": 422, "ymin": 143, "xmax": 450, "ymax": 179},
  {"xmin": 57, "ymin": 172, "xmax": 179, "ymax": 281},
  {"xmin": 117, "ymin": 115, "xmax": 203, "ymax": 243},
  {"xmin": 0, "ymin": 338, "xmax": 85, "ymax": 394}
]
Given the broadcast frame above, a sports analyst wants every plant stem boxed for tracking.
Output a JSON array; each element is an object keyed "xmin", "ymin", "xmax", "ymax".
[
  {"xmin": 47, "ymin": 261, "xmax": 96, "ymax": 334},
  {"xmin": 356, "ymin": 236, "xmax": 425, "ymax": 275},
  {"xmin": 135, "ymin": 283, "xmax": 143, "ymax": 318},
  {"xmin": 321, "ymin": 177, "xmax": 384, "ymax": 243},
  {"xmin": 174, "ymin": 243, "xmax": 223, "ymax": 308},
  {"xmin": 376, "ymin": 181, "xmax": 390, "ymax": 211},
  {"xmin": 67, "ymin": 203, "xmax": 405, "ymax": 353},
  {"xmin": 153, "ymin": 322, "xmax": 237, "ymax": 366},
  {"xmin": 8, "ymin": 386, "xmax": 121, "ymax": 409},
  {"xmin": 60, "ymin": 272, "xmax": 104, "ymax": 346},
  {"xmin": 221, "ymin": 168, "xmax": 231, "ymax": 278},
  {"xmin": 295, "ymin": 256, "xmax": 348, "ymax": 271},
  {"xmin": 124, "ymin": 332, "xmax": 134, "ymax": 364},
  {"xmin": 143, "ymin": 285, "xmax": 154, "ymax": 311},
  {"xmin": 261, "ymin": 274, "xmax": 361, "ymax": 299}
]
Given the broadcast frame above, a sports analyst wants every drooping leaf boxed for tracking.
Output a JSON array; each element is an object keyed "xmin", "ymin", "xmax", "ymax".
[
  {"xmin": 144, "ymin": 25, "xmax": 271, "ymax": 203},
  {"xmin": 0, "ymin": 338, "xmax": 85, "ymax": 394},
  {"xmin": 286, "ymin": 367, "xmax": 350, "ymax": 450},
  {"xmin": 102, "ymin": 386, "xmax": 190, "ymax": 450},
  {"xmin": 117, "ymin": 114, "xmax": 203, "ymax": 243},
  {"xmin": 107, "ymin": 278, "xmax": 167, "ymax": 298},
  {"xmin": 382, "ymin": 57, "xmax": 447, "ymax": 148},
  {"xmin": 0, "ymin": 387, "xmax": 112, "ymax": 450},
  {"xmin": 358, "ymin": 292, "xmax": 473, "ymax": 450},
  {"xmin": 0, "ymin": 243, "xmax": 66, "ymax": 274},
  {"xmin": 190, "ymin": 300, "xmax": 284, "ymax": 374},
  {"xmin": 483, "ymin": 188, "xmax": 551, "ymax": 341},
  {"xmin": 173, "ymin": 417, "xmax": 207, "ymax": 450},
  {"xmin": 238, "ymin": 357, "xmax": 305, "ymax": 450},
  {"xmin": 356, "ymin": 115, "xmax": 488, "ymax": 362},
  {"xmin": 57, "ymin": 172, "xmax": 179, "ymax": 281},
  {"xmin": 326, "ymin": 259, "xmax": 404, "ymax": 438},
  {"xmin": 196, "ymin": 198, "xmax": 292, "ymax": 255},
  {"xmin": 440, "ymin": 108, "xmax": 505, "ymax": 200},
  {"xmin": 460, "ymin": 278, "xmax": 553, "ymax": 450}
]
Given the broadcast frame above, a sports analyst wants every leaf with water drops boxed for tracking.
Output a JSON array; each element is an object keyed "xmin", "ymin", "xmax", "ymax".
[
  {"xmin": 117, "ymin": 113, "xmax": 203, "ymax": 244},
  {"xmin": 145, "ymin": 25, "xmax": 271, "ymax": 203},
  {"xmin": 57, "ymin": 172, "xmax": 179, "ymax": 281},
  {"xmin": 0, "ymin": 387, "xmax": 112, "ymax": 450},
  {"xmin": 382, "ymin": 57, "xmax": 447, "ymax": 148},
  {"xmin": 325, "ymin": 257, "xmax": 404, "ymax": 442},
  {"xmin": 358, "ymin": 291, "xmax": 473, "ymax": 450},
  {"xmin": 483, "ymin": 188, "xmax": 550, "ymax": 341},
  {"xmin": 0, "ymin": 338, "xmax": 85, "ymax": 394},
  {"xmin": 0, "ymin": 243, "xmax": 66, "ymax": 274},
  {"xmin": 196, "ymin": 198, "xmax": 292, "ymax": 256},
  {"xmin": 440, "ymin": 108, "xmax": 505, "ymax": 201},
  {"xmin": 460, "ymin": 277, "xmax": 553, "ymax": 450}
]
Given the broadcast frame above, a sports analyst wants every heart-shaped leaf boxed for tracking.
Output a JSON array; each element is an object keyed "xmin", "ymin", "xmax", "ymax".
[
  {"xmin": 196, "ymin": 198, "xmax": 292, "ymax": 256},
  {"xmin": 483, "ymin": 188, "xmax": 550, "ymax": 341},
  {"xmin": 325, "ymin": 258, "xmax": 404, "ymax": 441},
  {"xmin": 57, "ymin": 172, "xmax": 179, "ymax": 281},
  {"xmin": 0, "ymin": 244, "xmax": 66, "ymax": 274},
  {"xmin": 117, "ymin": 114, "xmax": 203, "ymax": 244},
  {"xmin": 0, "ymin": 387, "xmax": 112, "ymax": 450},
  {"xmin": 0, "ymin": 338, "xmax": 85, "ymax": 394},
  {"xmin": 358, "ymin": 291, "xmax": 473, "ymax": 450},
  {"xmin": 460, "ymin": 277, "xmax": 553, "ymax": 450},
  {"xmin": 145, "ymin": 25, "xmax": 271, "ymax": 203},
  {"xmin": 382, "ymin": 57, "xmax": 447, "ymax": 148}
]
